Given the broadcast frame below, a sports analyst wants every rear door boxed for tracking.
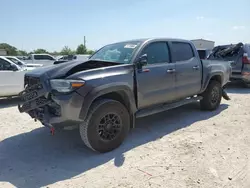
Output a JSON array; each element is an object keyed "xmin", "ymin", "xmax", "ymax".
[
  {"xmin": 170, "ymin": 42, "xmax": 202, "ymax": 99},
  {"xmin": 136, "ymin": 41, "xmax": 176, "ymax": 109},
  {"xmin": 0, "ymin": 58, "xmax": 25, "ymax": 96}
]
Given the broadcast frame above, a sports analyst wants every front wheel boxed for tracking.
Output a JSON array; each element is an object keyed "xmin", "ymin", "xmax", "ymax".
[
  {"xmin": 200, "ymin": 81, "xmax": 222, "ymax": 111},
  {"xmin": 79, "ymin": 99, "xmax": 130, "ymax": 153}
]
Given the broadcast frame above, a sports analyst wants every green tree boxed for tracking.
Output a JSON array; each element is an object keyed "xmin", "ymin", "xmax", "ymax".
[
  {"xmin": 60, "ymin": 46, "xmax": 73, "ymax": 55},
  {"xmin": 33, "ymin": 48, "xmax": 48, "ymax": 54},
  {"xmin": 76, "ymin": 44, "xmax": 87, "ymax": 54},
  {"xmin": 0, "ymin": 43, "xmax": 17, "ymax": 55},
  {"xmin": 87, "ymin": 49, "xmax": 95, "ymax": 55},
  {"xmin": 17, "ymin": 50, "xmax": 28, "ymax": 56},
  {"xmin": 51, "ymin": 51, "xmax": 60, "ymax": 56}
]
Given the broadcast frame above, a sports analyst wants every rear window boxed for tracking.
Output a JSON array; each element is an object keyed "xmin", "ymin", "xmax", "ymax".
[
  {"xmin": 6, "ymin": 57, "xmax": 23, "ymax": 66},
  {"xmin": 197, "ymin": 50, "xmax": 206, "ymax": 59},
  {"xmin": 172, "ymin": 42, "xmax": 194, "ymax": 62}
]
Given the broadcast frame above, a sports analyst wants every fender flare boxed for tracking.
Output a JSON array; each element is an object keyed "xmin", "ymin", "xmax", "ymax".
[
  {"xmin": 201, "ymin": 72, "xmax": 224, "ymax": 93},
  {"xmin": 79, "ymin": 83, "xmax": 137, "ymax": 127}
]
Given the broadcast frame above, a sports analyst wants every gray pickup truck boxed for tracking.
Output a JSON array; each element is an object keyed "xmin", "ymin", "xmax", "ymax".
[{"xmin": 18, "ymin": 38, "xmax": 232, "ymax": 153}]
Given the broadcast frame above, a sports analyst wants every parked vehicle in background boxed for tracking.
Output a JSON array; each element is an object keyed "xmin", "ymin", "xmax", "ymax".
[
  {"xmin": 0, "ymin": 56, "xmax": 29, "ymax": 97},
  {"xmin": 54, "ymin": 54, "xmax": 90, "ymax": 65},
  {"xmin": 16, "ymin": 56, "xmax": 28, "ymax": 60},
  {"xmin": 24, "ymin": 54, "xmax": 56, "ymax": 66},
  {"xmin": 54, "ymin": 55, "xmax": 75, "ymax": 65},
  {"xmin": 5, "ymin": 56, "xmax": 43, "ymax": 70},
  {"xmin": 208, "ymin": 43, "xmax": 250, "ymax": 87},
  {"xmin": 74, "ymin": 54, "xmax": 90, "ymax": 61},
  {"xmin": 197, "ymin": 49, "xmax": 212, "ymax": 60},
  {"xmin": 57, "ymin": 55, "xmax": 69, "ymax": 61},
  {"xmin": 18, "ymin": 38, "xmax": 231, "ymax": 153}
]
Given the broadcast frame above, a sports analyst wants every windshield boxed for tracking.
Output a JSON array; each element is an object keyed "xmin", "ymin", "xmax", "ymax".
[
  {"xmin": 89, "ymin": 41, "xmax": 142, "ymax": 64},
  {"xmin": 6, "ymin": 57, "xmax": 25, "ymax": 66}
]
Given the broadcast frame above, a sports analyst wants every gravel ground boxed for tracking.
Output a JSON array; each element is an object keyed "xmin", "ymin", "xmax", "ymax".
[{"xmin": 0, "ymin": 84, "xmax": 250, "ymax": 188}]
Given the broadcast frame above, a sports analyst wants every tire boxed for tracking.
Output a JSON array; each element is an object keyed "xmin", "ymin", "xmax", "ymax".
[
  {"xmin": 200, "ymin": 81, "xmax": 222, "ymax": 111},
  {"xmin": 79, "ymin": 99, "xmax": 130, "ymax": 153}
]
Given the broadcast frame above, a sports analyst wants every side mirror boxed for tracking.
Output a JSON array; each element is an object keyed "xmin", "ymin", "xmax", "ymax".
[{"xmin": 136, "ymin": 54, "xmax": 148, "ymax": 69}]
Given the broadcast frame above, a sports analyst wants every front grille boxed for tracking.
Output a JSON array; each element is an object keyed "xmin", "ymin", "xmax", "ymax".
[
  {"xmin": 25, "ymin": 76, "xmax": 41, "ymax": 88},
  {"xmin": 20, "ymin": 76, "xmax": 61, "ymax": 121},
  {"xmin": 27, "ymin": 101, "xmax": 61, "ymax": 122},
  {"xmin": 35, "ymin": 97, "xmax": 48, "ymax": 106},
  {"xmin": 19, "ymin": 96, "xmax": 51, "ymax": 113},
  {"xmin": 22, "ymin": 90, "xmax": 38, "ymax": 101}
]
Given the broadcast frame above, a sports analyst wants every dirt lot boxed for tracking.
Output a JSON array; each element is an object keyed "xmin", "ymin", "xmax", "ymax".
[{"xmin": 0, "ymin": 84, "xmax": 250, "ymax": 188}]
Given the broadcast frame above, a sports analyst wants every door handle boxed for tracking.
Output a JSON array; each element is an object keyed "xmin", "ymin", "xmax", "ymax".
[
  {"xmin": 193, "ymin": 65, "xmax": 199, "ymax": 70},
  {"xmin": 167, "ymin": 69, "xmax": 176, "ymax": 73}
]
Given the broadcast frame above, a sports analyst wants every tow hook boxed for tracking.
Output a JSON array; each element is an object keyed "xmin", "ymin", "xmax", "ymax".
[
  {"xmin": 50, "ymin": 127, "xmax": 55, "ymax": 136},
  {"xmin": 222, "ymin": 88, "xmax": 230, "ymax": 100},
  {"xmin": 43, "ymin": 123, "xmax": 55, "ymax": 135}
]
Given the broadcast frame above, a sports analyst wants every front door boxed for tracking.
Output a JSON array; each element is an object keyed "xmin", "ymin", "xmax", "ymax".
[
  {"xmin": 171, "ymin": 42, "xmax": 202, "ymax": 99},
  {"xmin": 136, "ymin": 41, "xmax": 176, "ymax": 109}
]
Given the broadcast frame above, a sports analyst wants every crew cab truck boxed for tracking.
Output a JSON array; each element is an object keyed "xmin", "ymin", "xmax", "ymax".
[{"xmin": 18, "ymin": 38, "xmax": 231, "ymax": 153}]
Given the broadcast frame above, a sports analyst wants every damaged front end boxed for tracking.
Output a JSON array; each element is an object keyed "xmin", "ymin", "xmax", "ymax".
[
  {"xmin": 18, "ymin": 76, "xmax": 62, "ymax": 129},
  {"xmin": 18, "ymin": 59, "xmax": 131, "ymax": 131}
]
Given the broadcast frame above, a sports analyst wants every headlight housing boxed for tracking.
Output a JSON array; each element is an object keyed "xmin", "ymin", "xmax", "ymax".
[{"xmin": 50, "ymin": 79, "xmax": 85, "ymax": 93}]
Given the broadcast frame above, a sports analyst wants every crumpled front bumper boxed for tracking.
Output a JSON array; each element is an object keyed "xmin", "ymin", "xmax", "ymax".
[{"xmin": 18, "ymin": 77, "xmax": 84, "ymax": 129}]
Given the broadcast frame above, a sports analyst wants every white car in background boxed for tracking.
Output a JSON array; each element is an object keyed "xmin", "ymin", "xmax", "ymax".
[
  {"xmin": 5, "ymin": 56, "xmax": 43, "ymax": 71},
  {"xmin": 0, "ymin": 56, "xmax": 31, "ymax": 97},
  {"xmin": 24, "ymin": 54, "xmax": 56, "ymax": 66}
]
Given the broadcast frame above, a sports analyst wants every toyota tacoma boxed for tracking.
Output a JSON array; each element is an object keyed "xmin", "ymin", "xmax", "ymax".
[{"xmin": 18, "ymin": 38, "xmax": 232, "ymax": 153}]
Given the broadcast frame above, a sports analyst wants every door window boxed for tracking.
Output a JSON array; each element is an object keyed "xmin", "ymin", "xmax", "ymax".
[
  {"xmin": 0, "ymin": 59, "xmax": 13, "ymax": 70},
  {"xmin": 6, "ymin": 57, "xmax": 23, "ymax": 66},
  {"xmin": 34, "ymin": 55, "xmax": 55, "ymax": 60},
  {"xmin": 140, "ymin": 42, "xmax": 170, "ymax": 64},
  {"xmin": 172, "ymin": 42, "xmax": 194, "ymax": 62}
]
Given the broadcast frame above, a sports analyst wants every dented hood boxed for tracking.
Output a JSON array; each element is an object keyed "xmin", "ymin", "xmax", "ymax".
[{"xmin": 25, "ymin": 60, "xmax": 120, "ymax": 79}]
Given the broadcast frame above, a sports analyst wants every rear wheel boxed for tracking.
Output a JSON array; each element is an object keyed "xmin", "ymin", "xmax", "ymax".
[
  {"xmin": 79, "ymin": 99, "xmax": 130, "ymax": 153},
  {"xmin": 200, "ymin": 81, "xmax": 222, "ymax": 111}
]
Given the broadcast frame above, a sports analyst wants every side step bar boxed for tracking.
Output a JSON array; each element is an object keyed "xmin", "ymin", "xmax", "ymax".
[{"xmin": 135, "ymin": 96, "xmax": 203, "ymax": 118}]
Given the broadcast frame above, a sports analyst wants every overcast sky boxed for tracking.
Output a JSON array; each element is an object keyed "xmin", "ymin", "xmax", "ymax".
[{"xmin": 1, "ymin": 0, "xmax": 249, "ymax": 51}]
